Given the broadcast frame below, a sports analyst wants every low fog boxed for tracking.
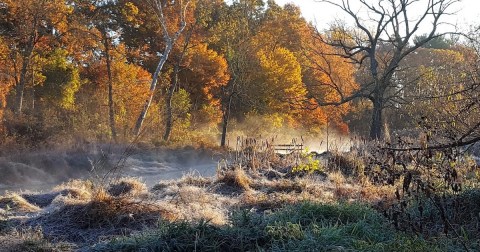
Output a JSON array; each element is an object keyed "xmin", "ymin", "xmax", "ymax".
[
  {"xmin": 0, "ymin": 129, "xmax": 357, "ymax": 194},
  {"xmin": 0, "ymin": 145, "xmax": 220, "ymax": 193}
]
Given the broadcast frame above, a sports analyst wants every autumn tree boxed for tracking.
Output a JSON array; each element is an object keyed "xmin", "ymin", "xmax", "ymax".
[
  {"xmin": 133, "ymin": 0, "xmax": 191, "ymax": 136},
  {"xmin": 0, "ymin": 0, "xmax": 71, "ymax": 114},
  {"xmin": 180, "ymin": 43, "xmax": 230, "ymax": 127},
  {"xmin": 117, "ymin": 0, "xmax": 229, "ymax": 141},
  {"xmin": 35, "ymin": 49, "xmax": 81, "ymax": 110},
  {"xmin": 70, "ymin": 0, "xmax": 134, "ymax": 142},
  {"xmin": 250, "ymin": 1, "xmax": 357, "ymax": 134},
  {"xmin": 79, "ymin": 45, "xmax": 151, "ymax": 140},
  {"xmin": 207, "ymin": 0, "xmax": 266, "ymax": 147},
  {"xmin": 413, "ymin": 33, "xmax": 456, "ymax": 49},
  {"xmin": 401, "ymin": 43, "xmax": 480, "ymax": 148},
  {"xmin": 161, "ymin": 1, "xmax": 199, "ymax": 142},
  {"xmin": 163, "ymin": 1, "xmax": 230, "ymax": 142},
  {"xmin": 314, "ymin": 0, "xmax": 460, "ymax": 139},
  {"xmin": 248, "ymin": 2, "xmax": 308, "ymax": 115},
  {"xmin": 71, "ymin": 0, "xmax": 147, "ymax": 141},
  {"xmin": 0, "ymin": 37, "xmax": 14, "ymax": 126}
]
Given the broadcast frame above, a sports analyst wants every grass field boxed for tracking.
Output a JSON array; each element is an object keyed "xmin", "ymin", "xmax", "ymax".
[{"xmin": 0, "ymin": 143, "xmax": 478, "ymax": 251}]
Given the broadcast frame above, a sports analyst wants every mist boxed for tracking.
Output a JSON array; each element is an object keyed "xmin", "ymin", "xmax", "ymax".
[
  {"xmin": 223, "ymin": 119, "xmax": 357, "ymax": 154},
  {"xmin": 0, "ymin": 145, "xmax": 220, "ymax": 194}
]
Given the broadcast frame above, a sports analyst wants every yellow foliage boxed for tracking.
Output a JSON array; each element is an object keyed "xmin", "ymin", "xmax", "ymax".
[
  {"xmin": 184, "ymin": 43, "xmax": 230, "ymax": 104},
  {"xmin": 112, "ymin": 61, "xmax": 151, "ymax": 134},
  {"xmin": 256, "ymin": 47, "xmax": 306, "ymax": 111},
  {"xmin": 122, "ymin": 2, "xmax": 140, "ymax": 22}
]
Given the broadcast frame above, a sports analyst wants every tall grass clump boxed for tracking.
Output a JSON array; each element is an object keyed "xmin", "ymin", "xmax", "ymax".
[{"xmin": 217, "ymin": 166, "xmax": 252, "ymax": 191}]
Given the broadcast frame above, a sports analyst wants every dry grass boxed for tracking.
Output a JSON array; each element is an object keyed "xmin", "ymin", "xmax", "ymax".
[
  {"xmin": 176, "ymin": 173, "xmax": 214, "ymax": 188},
  {"xmin": 107, "ymin": 177, "xmax": 148, "ymax": 197},
  {"xmin": 26, "ymin": 193, "xmax": 174, "ymax": 243},
  {"xmin": 0, "ymin": 150, "xmax": 401, "ymax": 248},
  {"xmin": 260, "ymin": 178, "xmax": 306, "ymax": 193},
  {"xmin": 0, "ymin": 228, "xmax": 75, "ymax": 252},
  {"xmin": 0, "ymin": 173, "xmax": 395, "ymax": 247},
  {"xmin": 152, "ymin": 174, "xmax": 214, "ymax": 194},
  {"xmin": 234, "ymin": 168, "xmax": 395, "ymax": 211},
  {"xmin": 217, "ymin": 166, "xmax": 252, "ymax": 191},
  {"xmin": 328, "ymin": 171, "xmax": 347, "ymax": 185},
  {"xmin": 0, "ymin": 141, "xmax": 476, "ymax": 251},
  {"xmin": 0, "ymin": 178, "xmax": 180, "ymax": 244},
  {"xmin": 166, "ymin": 186, "xmax": 230, "ymax": 225},
  {"xmin": 359, "ymin": 180, "xmax": 396, "ymax": 203},
  {"xmin": 0, "ymin": 193, "xmax": 40, "ymax": 214},
  {"xmin": 53, "ymin": 179, "xmax": 94, "ymax": 200},
  {"xmin": 328, "ymin": 151, "xmax": 366, "ymax": 177}
]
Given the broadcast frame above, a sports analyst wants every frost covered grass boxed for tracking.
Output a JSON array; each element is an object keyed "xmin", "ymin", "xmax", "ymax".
[
  {"xmin": 94, "ymin": 202, "xmax": 438, "ymax": 252},
  {"xmin": 0, "ymin": 146, "xmax": 478, "ymax": 251},
  {"xmin": 0, "ymin": 162, "xmax": 396, "ymax": 250}
]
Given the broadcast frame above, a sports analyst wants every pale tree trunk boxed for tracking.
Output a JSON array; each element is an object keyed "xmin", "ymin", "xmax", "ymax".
[
  {"xmin": 163, "ymin": 26, "xmax": 194, "ymax": 142},
  {"xmin": 14, "ymin": 47, "xmax": 33, "ymax": 115},
  {"xmin": 104, "ymin": 37, "xmax": 117, "ymax": 143},
  {"xmin": 134, "ymin": 42, "xmax": 173, "ymax": 136},
  {"xmin": 133, "ymin": 0, "xmax": 190, "ymax": 137},
  {"xmin": 31, "ymin": 76, "xmax": 35, "ymax": 111}
]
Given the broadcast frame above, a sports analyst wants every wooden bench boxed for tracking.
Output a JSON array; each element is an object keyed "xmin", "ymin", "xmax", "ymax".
[{"xmin": 274, "ymin": 144, "xmax": 303, "ymax": 153}]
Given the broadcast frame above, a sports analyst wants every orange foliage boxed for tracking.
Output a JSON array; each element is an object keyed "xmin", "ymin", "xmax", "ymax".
[
  {"xmin": 0, "ymin": 39, "xmax": 15, "ymax": 125},
  {"xmin": 301, "ymin": 29, "xmax": 359, "ymax": 134},
  {"xmin": 255, "ymin": 47, "xmax": 306, "ymax": 112},
  {"xmin": 247, "ymin": 2, "xmax": 358, "ymax": 133},
  {"xmin": 2, "ymin": 0, "xmax": 71, "ymax": 43},
  {"xmin": 81, "ymin": 49, "xmax": 151, "ymax": 137},
  {"xmin": 183, "ymin": 43, "xmax": 229, "ymax": 105}
]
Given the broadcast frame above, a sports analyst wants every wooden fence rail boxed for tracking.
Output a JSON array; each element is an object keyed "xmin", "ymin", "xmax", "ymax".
[{"xmin": 274, "ymin": 144, "xmax": 303, "ymax": 153}]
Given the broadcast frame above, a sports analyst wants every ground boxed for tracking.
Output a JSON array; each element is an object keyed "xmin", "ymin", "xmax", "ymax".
[{"xmin": 0, "ymin": 145, "xmax": 478, "ymax": 251}]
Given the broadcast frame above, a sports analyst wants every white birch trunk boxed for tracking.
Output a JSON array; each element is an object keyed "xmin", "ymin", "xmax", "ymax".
[{"xmin": 133, "ymin": 0, "xmax": 190, "ymax": 136}]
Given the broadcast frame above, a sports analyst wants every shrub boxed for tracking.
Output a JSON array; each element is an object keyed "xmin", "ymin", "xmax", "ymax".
[{"xmin": 292, "ymin": 150, "xmax": 323, "ymax": 174}]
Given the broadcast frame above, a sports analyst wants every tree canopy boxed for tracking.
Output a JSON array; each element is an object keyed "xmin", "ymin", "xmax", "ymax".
[{"xmin": 0, "ymin": 0, "xmax": 477, "ymax": 148}]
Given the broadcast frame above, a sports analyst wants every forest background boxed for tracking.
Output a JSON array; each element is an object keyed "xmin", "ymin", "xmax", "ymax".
[{"xmin": 0, "ymin": 0, "xmax": 479, "ymax": 151}]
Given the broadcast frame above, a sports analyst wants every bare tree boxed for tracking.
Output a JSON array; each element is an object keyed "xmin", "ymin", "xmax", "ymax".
[
  {"xmin": 133, "ymin": 0, "xmax": 190, "ymax": 136},
  {"xmin": 312, "ymin": 0, "xmax": 460, "ymax": 139}
]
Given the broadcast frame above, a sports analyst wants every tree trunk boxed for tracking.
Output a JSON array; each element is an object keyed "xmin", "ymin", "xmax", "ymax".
[
  {"xmin": 163, "ymin": 27, "xmax": 193, "ymax": 142},
  {"xmin": 14, "ymin": 53, "xmax": 32, "ymax": 115},
  {"xmin": 31, "ymin": 67, "xmax": 35, "ymax": 111},
  {"xmin": 369, "ymin": 97, "xmax": 384, "ymax": 140},
  {"xmin": 134, "ymin": 41, "xmax": 173, "ymax": 136},
  {"xmin": 133, "ymin": 0, "xmax": 189, "ymax": 137},
  {"xmin": 163, "ymin": 64, "xmax": 178, "ymax": 141},
  {"xmin": 104, "ymin": 38, "xmax": 117, "ymax": 143},
  {"xmin": 220, "ymin": 94, "xmax": 233, "ymax": 147},
  {"xmin": 14, "ymin": 24, "xmax": 36, "ymax": 115},
  {"xmin": 220, "ymin": 110, "xmax": 229, "ymax": 147}
]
